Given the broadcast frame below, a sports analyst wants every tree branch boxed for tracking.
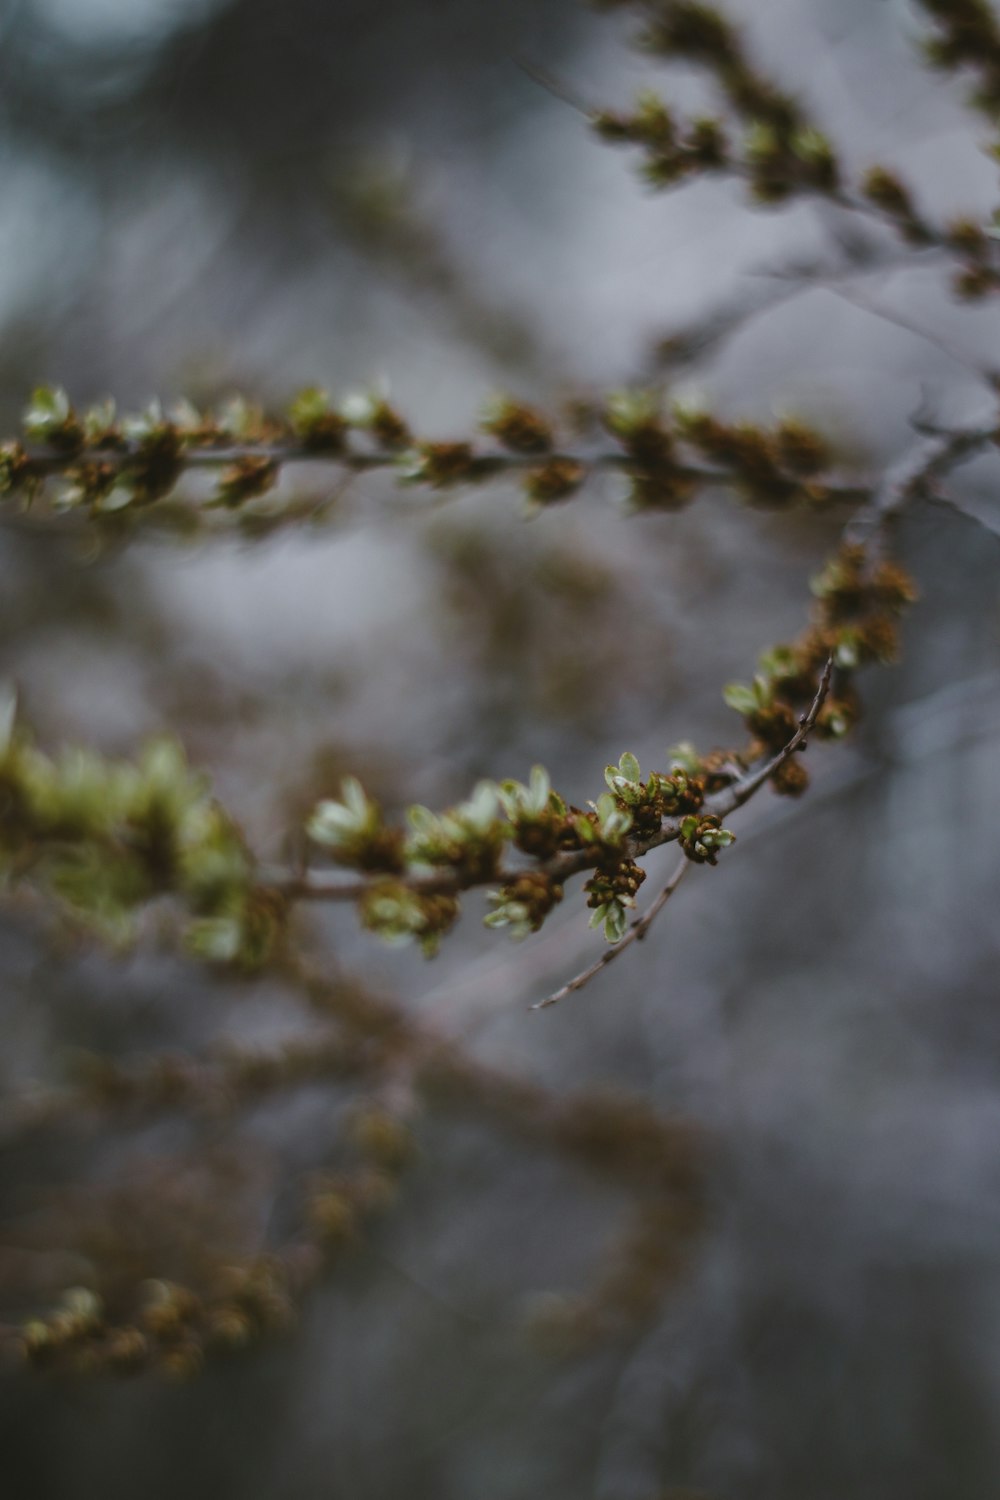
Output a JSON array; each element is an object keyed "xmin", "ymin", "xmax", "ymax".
[{"xmin": 531, "ymin": 855, "xmax": 691, "ymax": 1010}]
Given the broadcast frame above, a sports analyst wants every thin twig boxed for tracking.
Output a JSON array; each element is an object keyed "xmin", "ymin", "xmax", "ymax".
[
  {"xmin": 515, "ymin": 57, "xmax": 594, "ymax": 118},
  {"xmin": 821, "ymin": 285, "xmax": 1000, "ymax": 389},
  {"xmin": 531, "ymin": 856, "xmax": 691, "ymax": 1011},
  {"xmin": 920, "ymin": 489, "xmax": 1000, "ymax": 542},
  {"xmin": 845, "ymin": 420, "xmax": 997, "ymax": 555},
  {"xmin": 722, "ymin": 657, "xmax": 833, "ymax": 812},
  {"xmin": 19, "ymin": 439, "xmax": 870, "ymax": 508}
]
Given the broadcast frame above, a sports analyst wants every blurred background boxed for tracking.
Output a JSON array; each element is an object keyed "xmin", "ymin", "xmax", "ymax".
[{"xmin": 0, "ymin": 0, "xmax": 1000, "ymax": 1495}]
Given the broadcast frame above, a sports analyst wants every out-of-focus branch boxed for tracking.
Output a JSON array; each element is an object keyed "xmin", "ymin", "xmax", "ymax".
[
  {"xmin": 2, "ymin": 387, "xmax": 871, "ymax": 540},
  {"xmin": 585, "ymin": 1, "xmax": 1000, "ymax": 297}
]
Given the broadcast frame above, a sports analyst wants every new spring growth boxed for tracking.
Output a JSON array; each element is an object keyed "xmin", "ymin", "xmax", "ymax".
[
  {"xmin": 5, "ymin": 0, "xmax": 996, "ymax": 1385},
  {"xmin": 603, "ymin": 750, "xmax": 706, "ymax": 834},
  {"xmin": 719, "ymin": 543, "xmax": 917, "ymax": 797},
  {"xmin": 359, "ymin": 883, "xmax": 459, "ymax": 956},
  {"xmin": 0, "ymin": 692, "xmax": 275, "ymax": 967},
  {"xmin": 485, "ymin": 872, "xmax": 564, "ymax": 940},
  {"xmin": 307, "ymin": 777, "xmax": 403, "ymax": 873},
  {"xmin": 404, "ymin": 781, "xmax": 504, "ymax": 879},
  {"xmin": 2, "ymin": 382, "xmax": 861, "ymax": 537},
  {"xmin": 299, "ymin": 736, "xmax": 739, "ymax": 953},
  {"xmin": 585, "ymin": 859, "xmax": 647, "ymax": 942},
  {"xmin": 497, "ymin": 764, "xmax": 567, "ymax": 857},
  {"xmin": 593, "ymin": 1, "xmax": 1000, "ymax": 293}
]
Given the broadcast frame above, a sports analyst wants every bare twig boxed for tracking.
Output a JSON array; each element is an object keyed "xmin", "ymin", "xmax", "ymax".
[
  {"xmin": 821, "ymin": 286, "xmax": 1000, "ymax": 389},
  {"xmin": 649, "ymin": 241, "xmax": 926, "ymax": 377},
  {"xmin": 846, "ymin": 419, "xmax": 997, "ymax": 556},
  {"xmin": 515, "ymin": 57, "xmax": 594, "ymax": 118},
  {"xmin": 531, "ymin": 856, "xmax": 691, "ymax": 1011}
]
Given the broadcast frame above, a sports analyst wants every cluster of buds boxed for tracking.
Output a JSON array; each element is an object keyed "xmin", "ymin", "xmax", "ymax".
[
  {"xmin": 604, "ymin": 390, "xmax": 695, "ymax": 510},
  {"xmin": 497, "ymin": 765, "xmax": 567, "ymax": 857},
  {"xmin": 481, "ymin": 396, "xmax": 553, "ymax": 454},
  {"xmin": 288, "ymin": 386, "xmax": 348, "ymax": 451},
  {"xmin": 214, "ymin": 454, "xmax": 279, "ymax": 507},
  {"xmin": 636, "ymin": 0, "xmax": 803, "ymax": 133},
  {"xmin": 398, "ymin": 441, "xmax": 482, "ymax": 489},
  {"xmin": 20, "ymin": 1287, "xmax": 107, "ymax": 1369},
  {"xmin": 485, "ymin": 871, "xmax": 564, "ymax": 939},
  {"xmin": 593, "ymin": 93, "xmax": 728, "ymax": 188},
  {"xmin": 340, "ymin": 387, "xmax": 413, "ymax": 448},
  {"xmin": 594, "ymin": 1, "xmax": 1000, "ymax": 291},
  {"xmin": 522, "ymin": 457, "xmax": 587, "ymax": 508},
  {"xmin": 637, "ymin": 1, "xmax": 740, "ymax": 66},
  {"xmin": 403, "ymin": 781, "xmax": 504, "ymax": 880},
  {"xmin": 944, "ymin": 216, "xmax": 1000, "ymax": 300},
  {"xmin": 306, "ymin": 737, "xmax": 736, "ymax": 955},
  {"xmin": 566, "ymin": 791, "xmax": 634, "ymax": 855},
  {"xmin": 307, "ymin": 775, "xmax": 404, "ymax": 873},
  {"xmin": 0, "ymin": 700, "xmax": 278, "ymax": 967},
  {"xmin": 21, "ymin": 390, "xmax": 188, "ymax": 511},
  {"xmin": 603, "ymin": 751, "xmax": 704, "ymax": 837},
  {"xmin": 809, "ymin": 546, "xmax": 917, "ymax": 670},
  {"xmin": 591, "ymin": 0, "xmax": 842, "ymax": 207},
  {"xmin": 677, "ymin": 813, "xmax": 735, "ymax": 865},
  {"xmin": 585, "ymin": 858, "xmax": 647, "ymax": 942},
  {"xmin": 860, "ymin": 167, "xmax": 934, "ymax": 246},
  {"xmin": 918, "ymin": 0, "xmax": 1000, "ymax": 118},
  {"xmin": 723, "ymin": 674, "xmax": 800, "ymax": 748},
  {"xmin": 15, "ymin": 1109, "xmax": 421, "ymax": 1383},
  {"xmin": 308, "ymin": 1109, "xmax": 415, "ymax": 1250},
  {"xmin": 358, "ymin": 881, "xmax": 459, "ymax": 956},
  {"xmin": 676, "ymin": 405, "xmax": 831, "ymax": 507},
  {"xmin": 722, "ymin": 542, "xmax": 918, "ymax": 794},
  {"xmin": 21, "ymin": 1259, "xmax": 298, "ymax": 1379},
  {"xmin": 742, "ymin": 121, "xmax": 839, "ymax": 203}
]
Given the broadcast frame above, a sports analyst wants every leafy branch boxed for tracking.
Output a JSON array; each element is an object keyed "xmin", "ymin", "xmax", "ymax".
[
  {"xmin": 0, "ymin": 488, "xmax": 915, "ymax": 983},
  {"xmin": 3, "ymin": 0, "xmax": 1000, "ymax": 1388},
  {"xmin": 530, "ymin": 653, "xmax": 840, "ymax": 1015},
  {"xmin": 1, "ymin": 385, "xmax": 872, "ymax": 540},
  {"xmin": 587, "ymin": 1, "xmax": 1000, "ymax": 297}
]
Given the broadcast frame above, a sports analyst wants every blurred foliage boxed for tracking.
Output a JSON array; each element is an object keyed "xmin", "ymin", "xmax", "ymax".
[{"xmin": 0, "ymin": 3, "xmax": 999, "ymax": 1500}]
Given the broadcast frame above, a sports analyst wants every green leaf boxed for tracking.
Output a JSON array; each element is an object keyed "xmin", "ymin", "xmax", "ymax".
[
  {"xmin": 24, "ymin": 385, "xmax": 72, "ymax": 441},
  {"xmin": 667, "ymin": 741, "xmax": 701, "ymax": 774},
  {"xmin": 752, "ymin": 675, "xmax": 773, "ymax": 709},
  {"xmin": 289, "ymin": 387, "xmax": 331, "ymax": 431},
  {"xmin": 722, "ymin": 682, "xmax": 757, "ymax": 714},
  {"xmin": 758, "ymin": 645, "xmax": 798, "ymax": 679},
  {"xmin": 527, "ymin": 764, "xmax": 550, "ymax": 813},
  {"xmin": 603, "ymin": 904, "xmax": 628, "ymax": 943},
  {"xmin": 834, "ymin": 635, "xmax": 859, "ymax": 669},
  {"xmin": 459, "ymin": 780, "xmax": 499, "ymax": 832},
  {"xmin": 618, "ymin": 751, "xmax": 641, "ymax": 783},
  {"xmin": 341, "ymin": 776, "xmax": 369, "ymax": 819}
]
